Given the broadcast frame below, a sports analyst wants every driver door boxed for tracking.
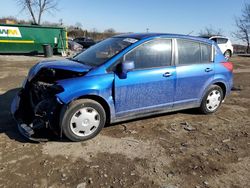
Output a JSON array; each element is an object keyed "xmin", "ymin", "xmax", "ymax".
[{"xmin": 114, "ymin": 39, "xmax": 176, "ymax": 117}]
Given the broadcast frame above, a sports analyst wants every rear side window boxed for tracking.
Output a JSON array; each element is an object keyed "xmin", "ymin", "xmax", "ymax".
[
  {"xmin": 177, "ymin": 40, "xmax": 200, "ymax": 65},
  {"xmin": 125, "ymin": 39, "xmax": 172, "ymax": 69},
  {"xmin": 201, "ymin": 44, "xmax": 212, "ymax": 63},
  {"xmin": 211, "ymin": 38, "xmax": 217, "ymax": 42},
  {"xmin": 177, "ymin": 39, "xmax": 212, "ymax": 65},
  {"xmin": 216, "ymin": 38, "xmax": 228, "ymax": 44}
]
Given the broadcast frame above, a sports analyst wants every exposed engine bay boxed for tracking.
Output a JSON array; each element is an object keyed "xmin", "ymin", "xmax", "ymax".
[{"xmin": 12, "ymin": 66, "xmax": 86, "ymax": 141}]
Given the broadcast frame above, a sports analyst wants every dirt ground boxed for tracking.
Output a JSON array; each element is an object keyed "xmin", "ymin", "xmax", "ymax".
[{"xmin": 0, "ymin": 55, "xmax": 249, "ymax": 188}]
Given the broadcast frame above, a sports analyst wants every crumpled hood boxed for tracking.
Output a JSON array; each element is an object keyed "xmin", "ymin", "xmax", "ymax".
[{"xmin": 28, "ymin": 59, "xmax": 92, "ymax": 81}]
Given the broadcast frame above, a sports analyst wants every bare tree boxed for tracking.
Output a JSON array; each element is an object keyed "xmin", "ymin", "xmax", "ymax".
[
  {"xmin": 17, "ymin": 0, "xmax": 58, "ymax": 25},
  {"xmin": 104, "ymin": 28, "xmax": 115, "ymax": 34},
  {"xmin": 75, "ymin": 22, "xmax": 83, "ymax": 30},
  {"xmin": 89, "ymin": 28, "xmax": 99, "ymax": 39},
  {"xmin": 199, "ymin": 26, "xmax": 223, "ymax": 36},
  {"xmin": 104, "ymin": 28, "xmax": 116, "ymax": 37},
  {"xmin": 59, "ymin": 18, "xmax": 63, "ymax": 26},
  {"xmin": 233, "ymin": 3, "xmax": 250, "ymax": 53}
]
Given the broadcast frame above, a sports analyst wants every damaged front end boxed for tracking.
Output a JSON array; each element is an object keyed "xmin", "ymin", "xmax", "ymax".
[{"xmin": 11, "ymin": 61, "xmax": 89, "ymax": 141}]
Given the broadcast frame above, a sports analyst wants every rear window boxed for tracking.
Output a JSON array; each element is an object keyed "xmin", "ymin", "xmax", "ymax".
[{"xmin": 214, "ymin": 38, "xmax": 228, "ymax": 44}]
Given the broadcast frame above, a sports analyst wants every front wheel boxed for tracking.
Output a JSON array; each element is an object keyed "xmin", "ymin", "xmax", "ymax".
[
  {"xmin": 199, "ymin": 85, "xmax": 223, "ymax": 114},
  {"xmin": 60, "ymin": 99, "xmax": 106, "ymax": 141}
]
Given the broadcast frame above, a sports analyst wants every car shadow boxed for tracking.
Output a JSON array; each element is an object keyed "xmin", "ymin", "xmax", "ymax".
[
  {"xmin": 107, "ymin": 108, "xmax": 202, "ymax": 128},
  {"xmin": 0, "ymin": 88, "xmax": 65, "ymax": 143},
  {"xmin": 0, "ymin": 88, "xmax": 29, "ymax": 143},
  {"xmin": 0, "ymin": 88, "xmax": 202, "ymax": 143}
]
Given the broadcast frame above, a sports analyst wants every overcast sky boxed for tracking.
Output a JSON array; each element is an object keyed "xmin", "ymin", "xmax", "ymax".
[{"xmin": 0, "ymin": 0, "xmax": 248, "ymax": 43}]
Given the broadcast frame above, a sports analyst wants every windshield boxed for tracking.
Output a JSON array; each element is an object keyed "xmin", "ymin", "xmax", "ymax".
[{"xmin": 73, "ymin": 37, "xmax": 138, "ymax": 67}]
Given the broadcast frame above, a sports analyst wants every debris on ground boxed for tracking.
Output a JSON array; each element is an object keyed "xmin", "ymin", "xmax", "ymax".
[
  {"xmin": 120, "ymin": 124, "xmax": 127, "ymax": 131},
  {"xmin": 217, "ymin": 116, "xmax": 231, "ymax": 122},
  {"xmin": 180, "ymin": 122, "xmax": 196, "ymax": 131},
  {"xmin": 231, "ymin": 85, "xmax": 243, "ymax": 91},
  {"xmin": 76, "ymin": 182, "xmax": 87, "ymax": 188},
  {"xmin": 222, "ymin": 138, "xmax": 231, "ymax": 143}
]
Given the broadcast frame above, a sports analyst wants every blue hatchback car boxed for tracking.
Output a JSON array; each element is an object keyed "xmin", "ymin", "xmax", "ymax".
[{"xmin": 11, "ymin": 33, "xmax": 233, "ymax": 141}]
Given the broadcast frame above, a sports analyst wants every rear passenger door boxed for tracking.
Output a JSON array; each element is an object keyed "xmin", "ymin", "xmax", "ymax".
[{"xmin": 174, "ymin": 39, "xmax": 214, "ymax": 107}]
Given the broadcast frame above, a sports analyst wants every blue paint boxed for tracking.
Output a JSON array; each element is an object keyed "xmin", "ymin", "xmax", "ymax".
[
  {"xmin": 13, "ymin": 33, "xmax": 233, "ymax": 124},
  {"xmin": 114, "ymin": 66, "xmax": 176, "ymax": 114},
  {"xmin": 27, "ymin": 59, "xmax": 92, "ymax": 81}
]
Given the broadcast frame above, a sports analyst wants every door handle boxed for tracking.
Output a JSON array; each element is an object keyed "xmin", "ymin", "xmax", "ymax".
[
  {"xmin": 163, "ymin": 72, "xmax": 172, "ymax": 77},
  {"xmin": 205, "ymin": 68, "xmax": 213, "ymax": 72}
]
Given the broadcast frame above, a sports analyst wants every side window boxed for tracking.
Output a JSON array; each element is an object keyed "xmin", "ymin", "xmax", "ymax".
[
  {"xmin": 211, "ymin": 38, "xmax": 217, "ymax": 43},
  {"xmin": 217, "ymin": 38, "xmax": 228, "ymax": 44},
  {"xmin": 125, "ymin": 39, "xmax": 172, "ymax": 69},
  {"xmin": 177, "ymin": 40, "xmax": 201, "ymax": 65},
  {"xmin": 201, "ymin": 44, "xmax": 212, "ymax": 63}
]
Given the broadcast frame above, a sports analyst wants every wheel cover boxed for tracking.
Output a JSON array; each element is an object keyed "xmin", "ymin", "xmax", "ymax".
[
  {"xmin": 206, "ymin": 89, "xmax": 221, "ymax": 111},
  {"xmin": 70, "ymin": 107, "xmax": 100, "ymax": 137},
  {"xmin": 225, "ymin": 51, "xmax": 230, "ymax": 59}
]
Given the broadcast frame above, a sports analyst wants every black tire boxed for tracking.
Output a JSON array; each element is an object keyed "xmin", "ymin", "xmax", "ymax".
[
  {"xmin": 224, "ymin": 50, "xmax": 231, "ymax": 59},
  {"xmin": 199, "ymin": 85, "xmax": 223, "ymax": 114},
  {"xmin": 60, "ymin": 99, "xmax": 106, "ymax": 142}
]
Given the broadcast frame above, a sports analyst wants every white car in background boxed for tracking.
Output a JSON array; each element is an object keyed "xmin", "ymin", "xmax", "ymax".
[
  {"xmin": 209, "ymin": 36, "xmax": 233, "ymax": 59},
  {"xmin": 201, "ymin": 36, "xmax": 234, "ymax": 59}
]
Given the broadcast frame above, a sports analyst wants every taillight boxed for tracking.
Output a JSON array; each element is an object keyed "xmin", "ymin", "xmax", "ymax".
[{"xmin": 222, "ymin": 62, "xmax": 233, "ymax": 72}]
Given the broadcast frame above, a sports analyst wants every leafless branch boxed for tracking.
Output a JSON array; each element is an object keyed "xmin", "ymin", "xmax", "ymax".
[
  {"xmin": 199, "ymin": 26, "xmax": 223, "ymax": 37},
  {"xmin": 233, "ymin": 3, "xmax": 250, "ymax": 53},
  {"xmin": 16, "ymin": 0, "xmax": 58, "ymax": 25}
]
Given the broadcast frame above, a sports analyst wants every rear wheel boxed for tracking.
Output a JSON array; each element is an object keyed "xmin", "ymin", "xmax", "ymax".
[
  {"xmin": 199, "ymin": 85, "xmax": 223, "ymax": 114},
  {"xmin": 224, "ymin": 50, "xmax": 231, "ymax": 60},
  {"xmin": 60, "ymin": 99, "xmax": 106, "ymax": 141}
]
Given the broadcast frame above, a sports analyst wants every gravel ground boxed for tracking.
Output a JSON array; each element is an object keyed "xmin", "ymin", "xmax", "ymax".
[{"xmin": 0, "ymin": 55, "xmax": 249, "ymax": 188}]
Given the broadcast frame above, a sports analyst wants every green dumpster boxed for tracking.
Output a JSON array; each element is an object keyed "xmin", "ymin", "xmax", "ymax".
[{"xmin": 0, "ymin": 24, "xmax": 68, "ymax": 54}]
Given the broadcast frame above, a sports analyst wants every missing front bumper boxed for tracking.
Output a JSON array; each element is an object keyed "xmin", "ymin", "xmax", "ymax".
[
  {"xmin": 17, "ymin": 123, "xmax": 48, "ymax": 142},
  {"xmin": 11, "ymin": 91, "xmax": 62, "ymax": 142}
]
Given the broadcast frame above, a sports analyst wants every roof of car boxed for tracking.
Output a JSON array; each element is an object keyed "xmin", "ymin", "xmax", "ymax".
[
  {"xmin": 199, "ymin": 35, "xmax": 228, "ymax": 39},
  {"xmin": 208, "ymin": 36, "xmax": 229, "ymax": 39},
  {"xmin": 114, "ymin": 33, "xmax": 213, "ymax": 44}
]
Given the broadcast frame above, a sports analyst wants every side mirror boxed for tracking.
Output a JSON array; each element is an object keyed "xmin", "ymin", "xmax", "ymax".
[{"xmin": 120, "ymin": 60, "xmax": 135, "ymax": 79}]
